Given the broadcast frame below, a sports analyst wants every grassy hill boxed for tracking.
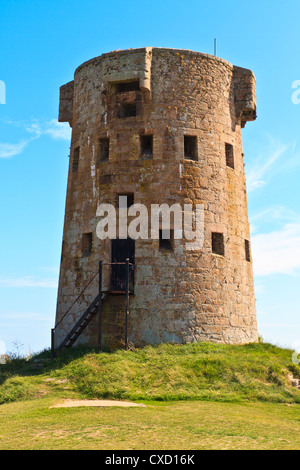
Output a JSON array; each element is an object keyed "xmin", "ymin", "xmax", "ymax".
[{"xmin": 1, "ymin": 341, "xmax": 299, "ymax": 405}]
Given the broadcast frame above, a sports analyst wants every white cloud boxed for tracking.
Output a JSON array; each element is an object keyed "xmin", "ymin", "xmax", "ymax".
[
  {"xmin": 252, "ymin": 223, "xmax": 300, "ymax": 276},
  {"xmin": 253, "ymin": 281, "xmax": 265, "ymax": 294},
  {"xmin": 26, "ymin": 119, "xmax": 71, "ymax": 141},
  {"xmin": 248, "ymin": 180, "xmax": 266, "ymax": 191},
  {"xmin": 250, "ymin": 206, "xmax": 298, "ymax": 225},
  {"xmin": 0, "ymin": 118, "xmax": 71, "ymax": 158},
  {"xmin": 0, "ymin": 276, "xmax": 58, "ymax": 288},
  {"xmin": 0, "ymin": 139, "xmax": 32, "ymax": 158},
  {"xmin": 246, "ymin": 140, "xmax": 287, "ymax": 192},
  {"xmin": 246, "ymin": 135, "xmax": 300, "ymax": 193},
  {"xmin": 43, "ymin": 119, "xmax": 71, "ymax": 140}
]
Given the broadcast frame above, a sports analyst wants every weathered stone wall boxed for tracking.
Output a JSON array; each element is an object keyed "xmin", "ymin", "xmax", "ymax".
[{"xmin": 54, "ymin": 47, "xmax": 258, "ymax": 349}]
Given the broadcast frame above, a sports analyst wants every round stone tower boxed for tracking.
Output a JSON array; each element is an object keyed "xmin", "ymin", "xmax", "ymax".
[{"xmin": 54, "ymin": 47, "xmax": 258, "ymax": 350}]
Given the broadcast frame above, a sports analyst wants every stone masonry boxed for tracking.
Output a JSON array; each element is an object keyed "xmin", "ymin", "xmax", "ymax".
[{"xmin": 54, "ymin": 47, "xmax": 258, "ymax": 350}]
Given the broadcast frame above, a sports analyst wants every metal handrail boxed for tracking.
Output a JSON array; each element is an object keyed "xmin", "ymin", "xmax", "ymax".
[
  {"xmin": 52, "ymin": 259, "xmax": 133, "ymax": 356},
  {"xmin": 54, "ymin": 261, "xmax": 134, "ymax": 330},
  {"xmin": 54, "ymin": 270, "xmax": 99, "ymax": 330}
]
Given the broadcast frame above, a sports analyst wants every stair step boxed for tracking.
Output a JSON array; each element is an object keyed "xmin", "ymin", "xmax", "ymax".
[{"xmin": 56, "ymin": 294, "xmax": 101, "ymax": 351}]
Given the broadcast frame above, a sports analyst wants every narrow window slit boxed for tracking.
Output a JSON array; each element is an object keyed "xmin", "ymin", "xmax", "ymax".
[
  {"xmin": 184, "ymin": 136, "xmax": 198, "ymax": 161},
  {"xmin": 140, "ymin": 135, "xmax": 153, "ymax": 158},
  {"xmin": 118, "ymin": 193, "xmax": 134, "ymax": 209},
  {"xmin": 118, "ymin": 103, "xmax": 137, "ymax": 118},
  {"xmin": 225, "ymin": 143, "xmax": 234, "ymax": 168},
  {"xmin": 72, "ymin": 146, "xmax": 80, "ymax": 172},
  {"xmin": 212, "ymin": 232, "xmax": 225, "ymax": 256},
  {"xmin": 98, "ymin": 138, "xmax": 109, "ymax": 163},
  {"xmin": 82, "ymin": 233, "xmax": 92, "ymax": 256},
  {"xmin": 61, "ymin": 240, "xmax": 65, "ymax": 263},
  {"xmin": 159, "ymin": 229, "xmax": 174, "ymax": 251},
  {"xmin": 245, "ymin": 239, "xmax": 251, "ymax": 262}
]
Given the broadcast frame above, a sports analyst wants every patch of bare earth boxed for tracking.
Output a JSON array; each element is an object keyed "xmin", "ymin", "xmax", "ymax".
[{"xmin": 49, "ymin": 399, "xmax": 146, "ymax": 408}]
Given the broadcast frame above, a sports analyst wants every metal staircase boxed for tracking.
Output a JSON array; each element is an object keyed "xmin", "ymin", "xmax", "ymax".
[
  {"xmin": 55, "ymin": 294, "xmax": 101, "ymax": 352},
  {"xmin": 51, "ymin": 260, "xmax": 133, "ymax": 357}
]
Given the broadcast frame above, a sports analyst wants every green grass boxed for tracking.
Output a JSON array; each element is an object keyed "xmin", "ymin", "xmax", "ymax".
[
  {"xmin": 0, "ymin": 398, "xmax": 299, "ymax": 450},
  {"xmin": 0, "ymin": 341, "xmax": 299, "ymax": 405},
  {"xmin": 0, "ymin": 342, "xmax": 299, "ymax": 450}
]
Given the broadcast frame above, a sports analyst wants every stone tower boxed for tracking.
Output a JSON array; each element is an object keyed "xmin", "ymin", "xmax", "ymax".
[{"xmin": 54, "ymin": 47, "xmax": 258, "ymax": 350}]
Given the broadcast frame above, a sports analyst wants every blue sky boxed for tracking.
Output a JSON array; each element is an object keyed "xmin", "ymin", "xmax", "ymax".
[{"xmin": 0, "ymin": 0, "xmax": 299, "ymax": 355}]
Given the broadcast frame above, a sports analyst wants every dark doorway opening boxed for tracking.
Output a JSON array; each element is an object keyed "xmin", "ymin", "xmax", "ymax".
[{"xmin": 110, "ymin": 239, "xmax": 135, "ymax": 292}]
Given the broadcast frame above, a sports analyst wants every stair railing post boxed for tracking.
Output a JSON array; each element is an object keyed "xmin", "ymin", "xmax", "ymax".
[
  {"xmin": 125, "ymin": 258, "xmax": 130, "ymax": 350},
  {"xmin": 98, "ymin": 261, "xmax": 102, "ymax": 351}
]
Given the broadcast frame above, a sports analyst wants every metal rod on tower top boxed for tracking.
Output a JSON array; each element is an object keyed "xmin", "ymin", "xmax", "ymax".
[{"xmin": 214, "ymin": 38, "xmax": 217, "ymax": 56}]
